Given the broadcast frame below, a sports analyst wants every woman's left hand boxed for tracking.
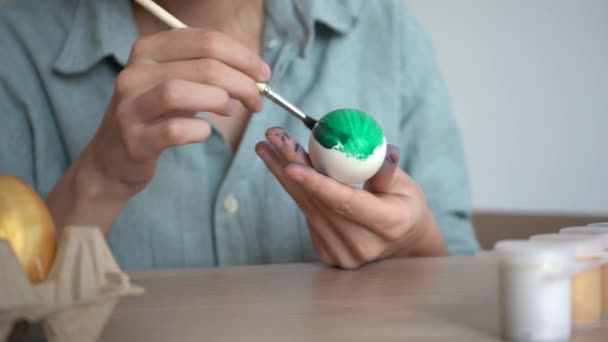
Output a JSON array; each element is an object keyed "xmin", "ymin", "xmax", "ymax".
[{"xmin": 256, "ymin": 127, "xmax": 449, "ymax": 269}]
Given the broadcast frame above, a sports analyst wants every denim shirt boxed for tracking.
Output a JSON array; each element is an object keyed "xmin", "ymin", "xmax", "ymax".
[{"xmin": 0, "ymin": 0, "xmax": 480, "ymax": 270}]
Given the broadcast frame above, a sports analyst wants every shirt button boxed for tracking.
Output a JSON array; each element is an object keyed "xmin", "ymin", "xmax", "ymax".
[
  {"xmin": 265, "ymin": 38, "xmax": 280, "ymax": 50},
  {"xmin": 223, "ymin": 194, "xmax": 239, "ymax": 214}
]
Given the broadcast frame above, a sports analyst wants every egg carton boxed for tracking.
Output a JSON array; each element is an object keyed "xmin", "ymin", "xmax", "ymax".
[{"xmin": 0, "ymin": 226, "xmax": 144, "ymax": 341}]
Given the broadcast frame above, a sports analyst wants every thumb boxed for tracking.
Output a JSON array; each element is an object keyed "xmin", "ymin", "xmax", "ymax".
[{"xmin": 364, "ymin": 144, "xmax": 399, "ymax": 193}]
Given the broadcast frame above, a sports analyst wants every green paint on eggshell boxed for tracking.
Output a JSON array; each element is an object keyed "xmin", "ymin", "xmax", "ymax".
[{"xmin": 312, "ymin": 108, "xmax": 384, "ymax": 160}]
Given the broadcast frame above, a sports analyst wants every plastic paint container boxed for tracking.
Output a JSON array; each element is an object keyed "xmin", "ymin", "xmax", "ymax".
[
  {"xmin": 495, "ymin": 240, "xmax": 576, "ymax": 341},
  {"xmin": 529, "ymin": 234, "xmax": 604, "ymax": 330},
  {"xmin": 560, "ymin": 226, "xmax": 608, "ymax": 320}
]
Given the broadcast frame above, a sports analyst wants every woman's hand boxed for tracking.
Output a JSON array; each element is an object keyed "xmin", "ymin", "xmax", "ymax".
[
  {"xmin": 256, "ymin": 127, "xmax": 448, "ymax": 269},
  {"xmin": 48, "ymin": 28, "xmax": 270, "ymax": 233},
  {"xmin": 85, "ymin": 28, "xmax": 270, "ymax": 194}
]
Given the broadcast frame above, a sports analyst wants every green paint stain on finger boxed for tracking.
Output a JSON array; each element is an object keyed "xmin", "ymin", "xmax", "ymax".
[{"xmin": 312, "ymin": 108, "xmax": 385, "ymax": 160}]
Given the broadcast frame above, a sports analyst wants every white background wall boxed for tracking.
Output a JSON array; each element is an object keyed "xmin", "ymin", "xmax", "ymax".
[{"xmin": 405, "ymin": 0, "xmax": 608, "ymax": 215}]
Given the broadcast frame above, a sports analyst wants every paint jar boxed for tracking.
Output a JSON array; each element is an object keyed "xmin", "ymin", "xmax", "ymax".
[
  {"xmin": 559, "ymin": 226, "xmax": 608, "ymax": 320},
  {"xmin": 495, "ymin": 240, "xmax": 575, "ymax": 341},
  {"xmin": 529, "ymin": 234, "xmax": 604, "ymax": 330}
]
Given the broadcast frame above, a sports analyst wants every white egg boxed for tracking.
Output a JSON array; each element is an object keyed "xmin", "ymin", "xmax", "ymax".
[{"xmin": 308, "ymin": 135, "xmax": 387, "ymax": 185}]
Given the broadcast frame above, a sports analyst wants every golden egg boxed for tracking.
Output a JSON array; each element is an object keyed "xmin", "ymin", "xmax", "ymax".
[{"xmin": 0, "ymin": 174, "xmax": 56, "ymax": 283}]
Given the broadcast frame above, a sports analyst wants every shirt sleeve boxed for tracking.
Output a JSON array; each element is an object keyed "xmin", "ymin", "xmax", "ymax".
[{"xmin": 396, "ymin": 2, "xmax": 480, "ymax": 255}]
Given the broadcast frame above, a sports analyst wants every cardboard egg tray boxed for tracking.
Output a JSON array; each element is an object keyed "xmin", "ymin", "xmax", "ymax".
[{"xmin": 0, "ymin": 227, "xmax": 144, "ymax": 341}]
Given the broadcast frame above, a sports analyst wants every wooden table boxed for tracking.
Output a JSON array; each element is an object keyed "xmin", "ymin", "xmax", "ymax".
[{"xmin": 100, "ymin": 256, "xmax": 608, "ymax": 341}]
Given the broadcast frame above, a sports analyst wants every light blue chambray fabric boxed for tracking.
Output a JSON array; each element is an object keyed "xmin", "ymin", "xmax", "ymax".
[{"xmin": 0, "ymin": 0, "xmax": 480, "ymax": 270}]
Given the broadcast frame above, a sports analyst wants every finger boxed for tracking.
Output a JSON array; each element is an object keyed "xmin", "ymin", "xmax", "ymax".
[
  {"xmin": 284, "ymin": 163, "xmax": 395, "ymax": 227},
  {"xmin": 255, "ymin": 142, "xmax": 313, "ymax": 210},
  {"xmin": 134, "ymin": 117, "xmax": 212, "ymax": 161},
  {"xmin": 125, "ymin": 79, "xmax": 240, "ymax": 122},
  {"xmin": 330, "ymin": 222, "xmax": 386, "ymax": 265},
  {"xmin": 309, "ymin": 219, "xmax": 360, "ymax": 269},
  {"xmin": 122, "ymin": 60, "xmax": 263, "ymax": 112},
  {"xmin": 364, "ymin": 144, "xmax": 400, "ymax": 194},
  {"xmin": 307, "ymin": 225, "xmax": 335, "ymax": 266},
  {"xmin": 129, "ymin": 28, "xmax": 271, "ymax": 82},
  {"xmin": 265, "ymin": 127, "xmax": 312, "ymax": 166}
]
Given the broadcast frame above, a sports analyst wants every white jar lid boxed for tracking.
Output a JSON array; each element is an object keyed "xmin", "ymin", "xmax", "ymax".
[
  {"xmin": 559, "ymin": 226, "xmax": 608, "ymax": 249},
  {"xmin": 588, "ymin": 222, "xmax": 608, "ymax": 228},
  {"xmin": 529, "ymin": 233, "xmax": 604, "ymax": 258},
  {"xmin": 495, "ymin": 240, "xmax": 575, "ymax": 265}
]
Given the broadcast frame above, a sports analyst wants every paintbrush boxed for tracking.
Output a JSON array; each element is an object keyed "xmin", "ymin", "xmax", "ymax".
[{"xmin": 132, "ymin": 0, "xmax": 318, "ymax": 130}]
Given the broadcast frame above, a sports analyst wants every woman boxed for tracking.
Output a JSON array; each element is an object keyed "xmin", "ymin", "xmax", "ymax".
[{"xmin": 0, "ymin": 0, "xmax": 479, "ymax": 269}]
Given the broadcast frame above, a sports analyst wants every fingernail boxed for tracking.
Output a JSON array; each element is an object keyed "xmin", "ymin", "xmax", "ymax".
[
  {"xmin": 256, "ymin": 146, "xmax": 268, "ymax": 160},
  {"xmin": 261, "ymin": 63, "xmax": 272, "ymax": 80},
  {"xmin": 269, "ymin": 129, "xmax": 284, "ymax": 147},
  {"xmin": 386, "ymin": 150, "xmax": 397, "ymax": 164}
]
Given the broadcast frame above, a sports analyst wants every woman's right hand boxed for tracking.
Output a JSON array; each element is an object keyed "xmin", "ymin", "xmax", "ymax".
[
  {"xmin": 82, "ymin": 28, "xmax": 271, "ymax": 196},
  {"xmin": 47, "ymin": 28, "xmax": 269, "ymax": 233}
]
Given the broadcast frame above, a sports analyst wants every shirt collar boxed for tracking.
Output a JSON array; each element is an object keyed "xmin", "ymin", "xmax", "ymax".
[
  {"xmin": 53, "ymin": 0, "xmax": 364, "ymax": 74},
  {"xmin": 298, "ymin": 0, "xmax": 365, "ymax": 34},
  {"xmin": 53, "ymin": 0, "xmax": 137, "ymax": 74},
  {"xmin": 269, "ymin": 0, "xmax": 365, "ymax": 57}
]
